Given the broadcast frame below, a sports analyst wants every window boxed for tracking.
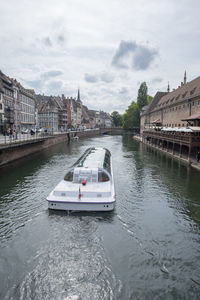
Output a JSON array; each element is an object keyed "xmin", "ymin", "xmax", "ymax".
[
  {"xmin": 98, "ymin": 171, "xmax": 109, "ymax": 182},
  {"xmin": 64, "ymin": 171, "xmax": 73, "ymax": 181}
]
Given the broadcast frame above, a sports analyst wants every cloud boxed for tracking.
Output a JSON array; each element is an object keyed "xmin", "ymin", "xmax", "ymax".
[
  {"xmin": 42, "ymin": 37, "xmax": 52, "ymax": 47},
  {"xmin": 85, "ymin": 72, "xmax": 114, "ymax": 83},
  {"xmin": 47, "ymin": 80, "xmax": 63, "ymax": 90},
  {"xmin": 133, "ymin": 45, "xmax": 158, "ymax": 70},
  {"xmin": 100, "ymin": 72, "xmax": 114, "ymax": 83},
  {"xmin": 112, "ymin": 41, "xmax": 137, "ymax": 69},
  {"xmin": 112, "ymin": 40, "xmax": 158, "ymax": 70},
  {"xmin": 57, "ymin": 34, "xmax": 65, "ymax": 44},
  {"xmin": 151, "ymin": 77, "xmax": 163, "ymax": 84},
  {"xmin": 25, "ymin": 79, "xmax": 42, "ymax": 90},
  {"xmin": 119, "ymin": 87, "xmax": 128, "ymax": 94},
  {"xmin": 41, "ymin": 70, "xmax": 63, "ymax": 80},
  {"xmin": 85, "ymin": 73, "xmax": 98, "ymax": 83},
  {"xmin": 25, "ymin": 70, "xmax": 63, "ymax": 93}
]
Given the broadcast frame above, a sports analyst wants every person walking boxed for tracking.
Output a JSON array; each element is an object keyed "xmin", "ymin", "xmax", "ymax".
[{"xmin": 9, "ymin": 128, "xmax": 13, "ymax": 141}]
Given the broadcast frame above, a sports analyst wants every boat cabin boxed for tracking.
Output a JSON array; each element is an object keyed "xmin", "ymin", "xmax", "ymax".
[{"xmin": 64, "ymin": 147, "xmax": 112, "ymax": 183}]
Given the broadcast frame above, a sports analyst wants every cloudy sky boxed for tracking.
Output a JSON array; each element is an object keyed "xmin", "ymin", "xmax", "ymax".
[{"xmin": 0, "ymin": 0, "xmax": 199, "ymax": 113}]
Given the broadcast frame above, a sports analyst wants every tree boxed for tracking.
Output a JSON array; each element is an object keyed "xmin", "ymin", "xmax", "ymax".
[
  {"xmin": 137, "ymin": 82, "xmax": 148, "ymax": 110},
  {"xmin": 111, "ymin": 111, "xmax": 122, "ymax": 127},
  {"xmin": 147, "ymin": 95, "xmax": 153, "ymax": 104},
  {"xmin": 122, "ymin": 102, "xmax": 140, "ymax": 130}
]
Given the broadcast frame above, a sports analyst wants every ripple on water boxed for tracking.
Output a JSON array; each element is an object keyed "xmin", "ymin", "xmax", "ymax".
[{"xmin": 5, "ymin": 215, "xmax": 121, "ymax": 300}]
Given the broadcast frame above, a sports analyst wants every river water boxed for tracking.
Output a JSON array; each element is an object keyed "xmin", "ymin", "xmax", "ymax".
[{"xmin": 0, "ymin": 134, "xmax": 200, "ymax": 299}]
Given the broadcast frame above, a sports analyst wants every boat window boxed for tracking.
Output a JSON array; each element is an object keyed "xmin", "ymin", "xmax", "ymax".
[
  {"xmin": 64, "ymin": 171, "xmax": 73, "ymax": 181},
  {"xmin": 103, "ymin": 149, "xmax": 111, "ymax": 173},
  {"xmin": 73, "ymin": 168, "xmax": 98, "ymax": 183},
  {"xmin": 98, "ymin": 171, "xmax": 110, "ymax": 182}
]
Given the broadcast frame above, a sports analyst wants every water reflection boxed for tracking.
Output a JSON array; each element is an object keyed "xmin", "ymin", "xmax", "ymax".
[{"xmin": 140, "ymin": 142, "xmax": 200, "ymax": 226}]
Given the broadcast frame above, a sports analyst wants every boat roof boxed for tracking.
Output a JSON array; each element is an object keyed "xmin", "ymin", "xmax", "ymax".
[{"xmin": 73, "ymin": 147, "xmax": 111, "ymax": 171}]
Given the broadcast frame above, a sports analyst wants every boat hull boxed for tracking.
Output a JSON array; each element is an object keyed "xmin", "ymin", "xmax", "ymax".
[{"xmin": 47, "ymin": 200, "xmax": 115, "ymax": 211}]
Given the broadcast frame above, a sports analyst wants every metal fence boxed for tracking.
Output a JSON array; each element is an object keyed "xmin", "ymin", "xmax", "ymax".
[{"xmin": 0, "ymin": 128, "xmax": 100, "ymax": 145}]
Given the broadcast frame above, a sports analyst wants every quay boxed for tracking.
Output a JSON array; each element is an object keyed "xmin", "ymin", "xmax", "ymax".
[{"xmin": 0, "ymin": 127, "xmax": 124, "ymax": 166}]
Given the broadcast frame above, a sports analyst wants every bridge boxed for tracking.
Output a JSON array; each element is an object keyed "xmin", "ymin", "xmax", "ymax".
[{"xmin": 100, "ymin": 127, "xmax": 125, "ymax": 134}]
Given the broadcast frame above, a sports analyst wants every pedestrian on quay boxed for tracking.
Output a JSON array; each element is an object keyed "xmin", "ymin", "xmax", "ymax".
[
  {"xmin": 9, "ymin": 128, "xmax": 13, "ymax": 140},
  {"xmin": 13, "ymin": 129, "xmax": 15, "ymax": 139},
  {"xmin": 197, "ymin": 151, "xmax": 200, "ymax": 163}
]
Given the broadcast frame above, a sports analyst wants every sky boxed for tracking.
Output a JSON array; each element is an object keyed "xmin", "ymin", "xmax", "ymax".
[{"xmin": 0, "ymin": 0, "xmax": 200, "ymax": 113}]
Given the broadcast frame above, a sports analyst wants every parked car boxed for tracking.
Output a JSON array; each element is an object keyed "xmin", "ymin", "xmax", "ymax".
[{"xmin": 37, "ymin": 128, "xmax": 47, "ymax": 136}]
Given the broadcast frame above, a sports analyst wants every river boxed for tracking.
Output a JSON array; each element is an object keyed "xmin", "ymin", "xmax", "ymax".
[{"xmin": 0, "ymin": 134, "xmax": 200, "ymax": 299}]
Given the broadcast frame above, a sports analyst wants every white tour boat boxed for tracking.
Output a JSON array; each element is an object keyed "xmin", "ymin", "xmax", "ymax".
[{"xmin": 47, "ymin": 147, "xmax": 115, "ymax": 211}]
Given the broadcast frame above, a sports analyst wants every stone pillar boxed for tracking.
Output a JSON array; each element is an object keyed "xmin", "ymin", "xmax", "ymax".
[
  {"xmin": 172, "ymin": 142, "xmax": 175, "ymax": 154},
  {"xmin": 188, "ymin": 136, "xmax": 192, "ymax": 163},
  {"xmin": 179, "ymin": 144, "xmax": 182, "ymax": 158}
]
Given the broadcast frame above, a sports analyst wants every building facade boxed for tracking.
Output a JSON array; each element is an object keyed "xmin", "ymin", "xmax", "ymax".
[
  {"xmin": 20, "ymin": 87, "xmax": 36, "ymax": 131},
  {"xmin": 0, "ymin": 80, "xmax": 4, "ymax": 133},
  {"xmin": 0, "ymin": 71, "xmax": 14, "ymax": 133},
  {"xmin": 141, "ymin": 73, "xmax": 200, "ymax": 133},
  {"xmin": 141, "ymin": 73, "xmax": 200, "ymax": 162}
]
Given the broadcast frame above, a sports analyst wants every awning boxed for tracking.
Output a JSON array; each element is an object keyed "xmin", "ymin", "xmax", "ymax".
[
  {"xmin": 161, "ymin": 127, "xmax": 193, "ymax": 132},
  {"xmin": 182, "ymin": 113, "xmax": 200, "ymax": 121},
  {"xmin": 151, "ymin": 119, "xmax": 162, "ymax": 124},
  {"xmin": 188, "ymin": 126, "xmax": 200, "ymax": 132}
]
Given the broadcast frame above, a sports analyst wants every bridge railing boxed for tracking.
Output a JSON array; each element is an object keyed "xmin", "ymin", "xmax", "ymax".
[{"xmin": 0, "ymin": 128, "xmax": 101, "ymax": 146}]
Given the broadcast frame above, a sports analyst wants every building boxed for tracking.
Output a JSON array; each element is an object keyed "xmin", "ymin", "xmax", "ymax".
[
  {"xmin": 54, "ymin": 96, "xmax": 68, "ymax": 131},
  {"xmin": 0, "ymin": 71, "xmax": 14, "ymax": 133},
  {"xmin": 141, "ymin": 73, "xmax": 200, "ymax": 162},
  {"xmin": 0, "ymin": 79, "xmax": 4, "ymax": 133},
  {"xmin": 141, "ymin": 72, "xmax": 200, "ymax": 133},
  {"xmin": 37, "ymin": 97, "xmax": 59, "ymax": 132},
  {"xmin": 19, "ymin": 86, "xmax": 36, "ymax": 131}
]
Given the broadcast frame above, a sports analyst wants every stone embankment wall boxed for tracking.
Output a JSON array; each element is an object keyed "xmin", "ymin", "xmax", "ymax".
[{"xmin": 0, "ymin": 129, "xmax": 100, "ymax": 167}]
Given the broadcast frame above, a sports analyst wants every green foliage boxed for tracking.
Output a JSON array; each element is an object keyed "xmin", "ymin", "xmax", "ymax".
[
  {"xmin": 121, "ymin": 82, "xmax": 152, "ymax": 130},
  {"xmin": 137, "ymin": 82, "xmax": 148, "ymax": 110},
  {"xmin": 122, "ymin": 102, "xmax": 140, "ymax": 129},
  {"xmin": 147, "ymin": 95, "xmax": 153, "ymax": 104},
  {"xmin": 111, "ymin": 111, "xmax": 122, "ymax": 127}
]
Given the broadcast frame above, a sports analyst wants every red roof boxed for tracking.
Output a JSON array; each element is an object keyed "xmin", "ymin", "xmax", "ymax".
[{"xmin": 182, "ymin": 113, "xmax": 200, "ymax": 121}]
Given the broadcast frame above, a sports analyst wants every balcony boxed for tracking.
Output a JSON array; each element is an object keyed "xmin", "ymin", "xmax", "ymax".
[{"xmin": 142, "ymin": 129, "xmax": 200, "ymax": 146}]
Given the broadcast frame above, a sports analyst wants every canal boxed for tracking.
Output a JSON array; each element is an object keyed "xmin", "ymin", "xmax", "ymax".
[{"xmin": 0, "ymin": 134, "xmax": 200, "ymax": 299}]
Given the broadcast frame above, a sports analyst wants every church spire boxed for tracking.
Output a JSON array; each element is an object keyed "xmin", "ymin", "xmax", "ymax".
[
  {"xmin": 167, "ymin": 82, "xmax": 170, "ymax": 93},
  {"xmin": 77, "ymin": 88, "xmax": 81, "ymax": 102},
  {"xmin": 184, "ymin": 70, "xmax": 187, "ymax": 85}
]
